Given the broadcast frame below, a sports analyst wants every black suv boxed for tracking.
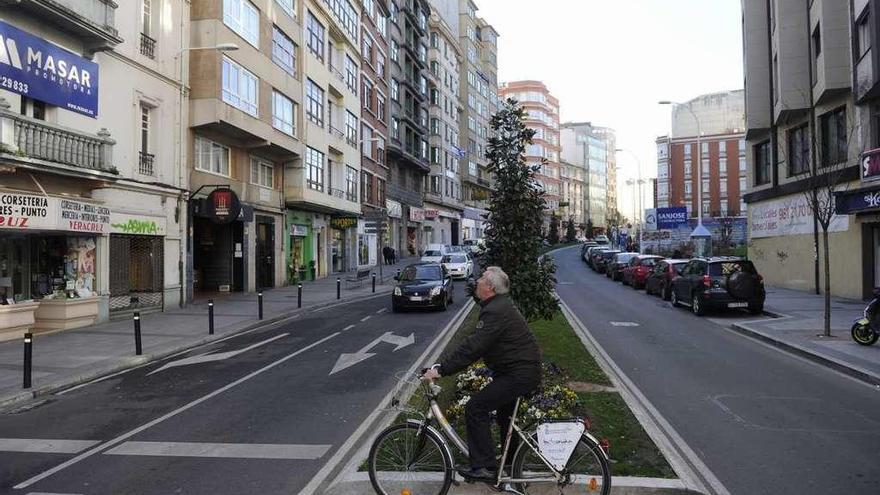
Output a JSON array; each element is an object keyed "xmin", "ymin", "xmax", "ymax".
[{"xmin": 670, "ymin": 257, "xmax": 765, "ymax": 316}]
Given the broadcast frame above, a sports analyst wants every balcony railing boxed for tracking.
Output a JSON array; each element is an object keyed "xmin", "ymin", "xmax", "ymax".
[
  {"xmin": 329, "ymin": 124, "xmax": 345, "ymax": 140},
  {"xmin": 138, "ymin": 151, "xmax": 154, "ymax": 176},
  {"xmin": 140, "ymin": 33, "xmax": 156, "ymax": 59},
  {"xmin": 328, "ymin": 187, "xmax": 345, "ymax": 199},
  {"xmin": 0, "ymin": 99, "xmax": 115, "ymax": 173}
]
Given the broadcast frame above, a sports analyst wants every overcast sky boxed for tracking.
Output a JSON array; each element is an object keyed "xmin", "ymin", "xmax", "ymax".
[{"xmin": 477, "ymin": 0, "xmax": 744, "ymax": 220}]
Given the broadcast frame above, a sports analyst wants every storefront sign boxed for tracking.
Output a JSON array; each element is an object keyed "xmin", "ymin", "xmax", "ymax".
[
  {"xmin": 0, "ymin": 20, "xmax": 100, "ymax": 117},
  {"xmin": 291, "ymin": 224, "xmax": 309, "ymax": 236},
  {"xmin": 0, "ymin": 192, "xmax": 57, "ymax": 229},
  {"xmin": 656, "ymin": 207, "xmax": 688, "ymax": 229},
  {"xmin": 330, "ymin": 216, "xmax": 357, "ymax": 230},
  {"xmin": 409, "ymin": 207, "xmax": 425, "ymax": 222},
  {"xmin": 60, "ymin": 199, "xmax": 110, "ymax": 233},
  {"xmin": 206, "ymin": 189, "xmax": 241, "ymax": 225},
  {"xmin": 424, "ymin": 208, "xmax": 439, "ymax": 220},
  {"xmin": 110, "ymin": 212, "xmax": 166, "ymax": 236},
  {"xmin": 751, "ymin": 195, "xmax": 847, "ymax": 238},
  {"xmin": 835, "ymin": 185, "xmax": 880, "ymax": 215},
  {"xmin": 862, "ymin": 148, "xmax": 880, "ymax": 182},
  {"xmin": 386, "ymin": 200, "xmax": 402, "ymax": 218}
]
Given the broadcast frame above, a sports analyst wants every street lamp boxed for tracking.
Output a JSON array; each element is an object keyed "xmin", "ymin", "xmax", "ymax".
[
  {"xmin": 658, "ymin": 100, "xmax": 712, "ymax": 256},
  {"xmin": 616, "ymin": 148, "xmax": 645, "ymax": 253}
]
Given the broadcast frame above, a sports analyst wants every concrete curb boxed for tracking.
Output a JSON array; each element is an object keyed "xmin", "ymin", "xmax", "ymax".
[
  {"xmin": 728, "ymin": 321, "xmax": 880, "ymax": 386},
  {"xmin": 325, "ymin": 472, "xmax": 701, "ymax": 495},
  {"xmin": 0, "ymin": 291, "xmax": 388, "ymax": 411}
]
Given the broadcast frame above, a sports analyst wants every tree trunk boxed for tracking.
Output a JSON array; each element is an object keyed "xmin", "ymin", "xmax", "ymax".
[{"xmin": 822, "ymin": 228, "xmax": 832, "ymax": 337}]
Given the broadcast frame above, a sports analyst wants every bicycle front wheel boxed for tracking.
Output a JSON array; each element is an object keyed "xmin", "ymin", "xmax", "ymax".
[
  {"xmin": 511, "ymin": 432, "xmax": 611, "ymax": 495},
  {"xmin": 368, "ymin": 422, "xmax": 453, "ymax": 495}
]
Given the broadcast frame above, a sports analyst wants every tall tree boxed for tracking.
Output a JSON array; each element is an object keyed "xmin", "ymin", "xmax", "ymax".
[
  {"xmin": 480, "ymin": 99, "xmax": 558, "ymax": 321},
  {"xmin": 565, "ymin": 216, "xmax": 577, "ymax": 243},
  {"xmin": 548, "ymin": 213, "xmax": 560, "ymax": 245}
]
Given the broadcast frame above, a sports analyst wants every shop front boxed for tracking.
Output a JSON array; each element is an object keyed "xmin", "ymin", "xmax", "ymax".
[
  {"xmin": 835, "ymin": 180, "xmax": 880, "ymax": 299},
  {"xmin": 330, "ymin": 216, "xmax": 357, "ymax": 273},
  {"xmin": 191, "ymin": 188, "xmax": 249, "ymax": 294},
  {"xmin": 0, "ymin": 191, "xmax": 109, "ymax": 341},
  {"xmin": 386, "ymin": 200, "xmax": 403, "ymax": 258},
  {"xmin": 407, "ymin": 207, "xmax": 425, "ymax": 256},
  {"xmin": 286, "ymin": 209, "xmax": 315, "ymax": 283},
  {"xmin": 108, "ymin": 212, "xmax": 165, "ymax": 315},
  {"xmin": 422, "ymin": 207, "xmax": 462, "ymax": 246},
  {"xmin": 357, "ymin": 219, "xmax": 378, "ymax": 268}
]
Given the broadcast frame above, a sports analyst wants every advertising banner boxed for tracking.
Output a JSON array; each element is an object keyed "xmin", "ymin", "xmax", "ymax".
[
  {"xmin": 750, "ymin": 195, "xmax": 847, "ymax": 238},
  {"xmin": 656, "ymin": 207, "xmax": 688, "ymax": 229}
]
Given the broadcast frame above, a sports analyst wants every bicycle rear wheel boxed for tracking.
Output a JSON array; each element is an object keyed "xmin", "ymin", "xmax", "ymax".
[
  {"xmin": 510, "ymin": 432, "xmax": 611, "ymax": 495},
  {"xmin": 368, "ymin": 422, "xmax": 453, "ymax": 495}
]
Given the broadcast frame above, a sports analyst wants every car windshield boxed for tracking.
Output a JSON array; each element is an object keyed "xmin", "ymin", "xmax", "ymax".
[
  {"xmin": 423, "ymin": 250, "xmax": 442, "ymax": 257},
  {"xmin": 641, "ymin": 258, "xmax": 658, "ymax": 267},
  {"xmin": 400, "ymin": 265, "xmax": 442, "ymax": 281},
  {"xmin": 709, "ymin": 261, "xmax": 757, "ymax": 276},
  {"xmin": 601, "ymin": 251, "xmax": 620, "ymax": 259},
  {"xmin": 443, "ymin": 255, "xmax": 468, "ymax": 264},
  {"xmin": 617, "ymin": 254, "xmax": 637, "ymax": 263}
]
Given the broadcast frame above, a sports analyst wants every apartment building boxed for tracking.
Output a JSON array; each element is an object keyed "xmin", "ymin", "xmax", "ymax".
[
  {"xmin": 500, "ymin": 81, "xmax": 562, "ymax": 219},
  {"xmin": 655, "ymin": 91, "xmax": 747, "ymax": 219},
  {"xmin": 0, "ymin": 0, "xmax": 187, "ymax": 340},
  {"xmin": 558, "ymin": 161, "xmax": 586, "ymax": 230},
  {"xmin": 560, "ymin": 122, "xmax": 614, "ymax": 232},
  {"xmin": 422, "ymin": 9, "xmax": 465, "ymax": 245},
  {"xmin": 742, "ymin": 0, "xmax": 872, "ymax": 299}
]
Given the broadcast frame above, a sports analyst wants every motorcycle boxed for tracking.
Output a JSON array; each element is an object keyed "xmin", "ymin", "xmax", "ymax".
[{"xmin": 851, "ymin": 289, "xmax": 880, "ymax": 346}]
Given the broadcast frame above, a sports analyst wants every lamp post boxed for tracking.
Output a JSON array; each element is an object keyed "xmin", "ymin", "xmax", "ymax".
[
  {"xmin": 659, "ymin": 100, "xmax": 712, "ymax": 256},
  {"xmin": 616, "ymin": 149, "xmax": 644, "ymax": 253}
]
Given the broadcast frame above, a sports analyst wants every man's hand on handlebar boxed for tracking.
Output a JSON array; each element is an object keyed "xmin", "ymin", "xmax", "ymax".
[{"xmin": 421, "ymin": 366, "xmax": 440, "ymax": 381}]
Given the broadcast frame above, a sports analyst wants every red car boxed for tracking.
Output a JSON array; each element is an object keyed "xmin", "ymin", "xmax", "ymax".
[
  {"xmin": 622, "ymin": 255, "xmax": 664, "ymax": 289},
  {"xmin": 644, "ymin": 258, "xmax": 690, "ymax": 300}
]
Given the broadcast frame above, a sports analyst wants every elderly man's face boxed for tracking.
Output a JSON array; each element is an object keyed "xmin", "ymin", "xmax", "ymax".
[{"xmin": 475, "ymin": 272, "xmax": 495, "ymax": 301}]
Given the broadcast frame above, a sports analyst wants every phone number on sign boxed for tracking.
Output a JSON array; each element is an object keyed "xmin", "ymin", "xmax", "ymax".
[{"xmin": 1, "ymin": 76, "xmax": 29, "ymax": 94}]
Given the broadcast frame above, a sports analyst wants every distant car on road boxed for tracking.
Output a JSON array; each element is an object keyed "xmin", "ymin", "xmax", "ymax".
[
  {"xmin": 392, "ymin": 263, "xmax": 454, "ymax": 312},
  {"xmin": 607, "ymin": 252, "xmax": 639, "ymax": 281},
  {"xmin": 670, "ymin": 257, "xmax": 765, "ymax": 316},
  {"xmin": 622, "ymin": 255, "xmax": 664, "ymax": 288},
  {"xmin": 420, "ymin": 249, "xmax": 445, "ymax": 263},
  {"xmin": 580, "ymin": 242, "xmax": 598, "ymax": 262},
  {"xmin": 645, "ymin": 259, "xmax": 689, "ymax": 300},
  {"xmin": 441, "ymin": 253, "xmax": 473, "ymax": 280},
  {"xmin": 593, "ymin": 234, "xmax": 609, "ymax": 244}
]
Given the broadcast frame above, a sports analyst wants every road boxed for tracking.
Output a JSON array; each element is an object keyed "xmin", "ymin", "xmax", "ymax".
[
  {"xmin": 553, "ymin": 246, "xmax": 880, "ymax": 495},
  {"xmin": 0, "ymin": 289, "xmax": 470, "ymax": 495}
]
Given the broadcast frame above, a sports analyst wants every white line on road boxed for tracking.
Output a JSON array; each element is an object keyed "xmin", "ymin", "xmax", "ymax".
[
  {"xmin": 610, "ymin": 321, "xmax": 640, "ymax": 327},
  {"xmin": 376, "ymin": 308, "xmax": 387, "ymax": 314},
  {"xmin": 26, "ymin": 492, "xmax": 84, "ymax": 495},
  {"xmin": 104, "ymin": 441, "xmax": 331, "ymax": 460},
  {"xmin": 12, "ymin": 332, "xmax": 341, "ymax": 490},
  {"xmin": 360, "ymin": 315, "xmax": 371, "ymax": 322},
  {"xmin": 342, "ymin": 325, "xmax": 355, "ymax": 331},
  {"xmin": 147, "ymin": 333, "xmax": 289, "ymax": 375},
  {"xmin": 0, "ymin": 439, "xmax": 99, "ymax": 454}
]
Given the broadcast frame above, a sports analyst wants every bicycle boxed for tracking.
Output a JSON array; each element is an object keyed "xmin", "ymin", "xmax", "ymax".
[{"xmin": 367, "ymin": 371, "xmax": 611, "ymax": 495}]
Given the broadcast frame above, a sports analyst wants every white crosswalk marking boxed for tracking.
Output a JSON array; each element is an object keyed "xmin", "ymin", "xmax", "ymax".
[
  {"xmin": 104, "ymin": 441, "xmax": 331, "ymax": 460},
  {"xmin": 0, "ymin": 439, "xmax": 99, "ymax": 454}
]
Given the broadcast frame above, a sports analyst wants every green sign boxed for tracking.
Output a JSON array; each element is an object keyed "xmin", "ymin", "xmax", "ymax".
[{"xmin": 110, "ymin": 212, "xmax": 166, "ymax": 236}]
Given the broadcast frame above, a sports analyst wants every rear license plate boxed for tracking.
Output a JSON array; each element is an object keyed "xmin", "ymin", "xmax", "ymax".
[
  {"xmin": 410, "ymin": 296, "xmax": 424, "ymax": 301},
  {"xmin": 728, "ymin": 302, "xmax": 748, "ymax": 308}
]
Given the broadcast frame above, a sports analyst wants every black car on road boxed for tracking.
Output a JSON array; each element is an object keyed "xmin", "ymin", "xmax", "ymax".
[
  {"xmin": 670, "ymin": 257, "xmax": 765, "ymax": 316},
  {"xmin": 392, "ymin": 263, "xmax": 454, "ymax": 312},
  {"xmin": 606, "ymin": 252, "xmax": 638, "ymax": 281}
]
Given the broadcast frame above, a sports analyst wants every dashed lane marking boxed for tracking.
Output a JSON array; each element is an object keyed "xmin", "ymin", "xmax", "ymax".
[
  {"xmin": 0, "ymin": 439, "xmax": 99, "ymax": 454},
  {"xmin": 610, "ymin": 321, "xmax": 640, "ymax": 327},
  {"xmin": 376, "ymin": 308, "xmax": 387, "ymax": 314},
  {"xmin": 104, "ymin": 441, "xmax": 331, "ymax": 460},
  {"xmin": 360, "ymin": 315, "xmax": 372, "ymax": 322},
  {"xmin": 343, "ymin": 324, "xmax": 355, "ymax": 331}
]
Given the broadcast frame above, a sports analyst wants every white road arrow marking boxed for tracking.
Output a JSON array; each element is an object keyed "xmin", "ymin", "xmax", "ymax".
[
  {"xmin": 329, "ymin": 332, "xmax": 415, "ymax": 375},
  {"xmin": 147, "ymin": 333, "xmax": 289, "ymax": 375}
]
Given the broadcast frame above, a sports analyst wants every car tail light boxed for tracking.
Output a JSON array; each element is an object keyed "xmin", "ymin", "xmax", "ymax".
[{"xmin": 703, "ymin": 274, "xmax": 712, "ymax": 288}]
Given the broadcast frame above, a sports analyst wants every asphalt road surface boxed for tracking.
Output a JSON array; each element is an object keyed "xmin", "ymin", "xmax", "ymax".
[
  {"xmin": 554, "ymin": 246, "xmax": 880, "ymax": 495},
  {"xmin": 0, "ymin": 289, "xmax": 469, "ymax": 495}
]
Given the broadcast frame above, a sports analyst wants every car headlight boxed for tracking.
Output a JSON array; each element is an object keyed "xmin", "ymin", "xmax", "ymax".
[
  {"xmin": 430, "ymin": 286, "xmax": 442, "ymax": 296},
  {"xmin": 393, "ymin": 287, "xmax": 402, "ymax": 296}
]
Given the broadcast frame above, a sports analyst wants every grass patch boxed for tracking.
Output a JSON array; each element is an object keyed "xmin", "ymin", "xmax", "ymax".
[{"xmin": 530, "ymin": 313, "xmax": 611, "ymax": 386}]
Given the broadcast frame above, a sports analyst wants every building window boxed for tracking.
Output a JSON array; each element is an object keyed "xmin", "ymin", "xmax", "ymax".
[
  {"xmin": 377, "ymin": 53, "xmax": 385, "ymax": 78},
  {"xmin": 345, "ymin": 165, "xmax": 358, "ymax": 201},
  {"xmin": 306, "ymin": 79, "xmax": 324, "ymax": 126},
  {"xmin": 377, "ymin": 14, "xmax": 387, "ymax": 38},
  {"xmin": 788, "ymin": 124, "xmax": 810, "ymax": 175},
  {"xmin": 362, "ymin": 78, "xmax": 373, "ymax": 112},
  {"xmin": 719, "ymin": 158, "xmax": 727, "ymax": 175},
  {"xmin": 221, "ymin": 57, "xmax": 258, "ymax": 116},
  {"xmin": 142, "ymin": 0, "xmax": 152, "ymax": 36},
  {"xmin": 272, "ymin": 26, "xmax": 297, "ymax": 76},
  {"xmin": 276, "ymin": 0, "xmax": 295, "ymax": 17},
  {"xmin": 377, "ymin": 93, "xmax": 386, "ymax": 120},
  {"xmin": 391, "ymin": 118, "xmax": 399, "ymax": 139},
  {"xmin": 250, "ymin": 158, "xmax": 275, "ymax": 188},
  {"xmin": 377, "ymin": 178, "xmax": 385, "ymax": 204},
  {"xmin": 307, "ymin": 11, "xmax": 325, "ymax": 62},
  {"xmin": 195, "ymin": 136, "xmax": 230, "ymax": 176},
  {"xmin": 345, "ymin": 55, "xmax": 357, "ymax": 93},
  {"xmin": 362, "ymin": 171, "xmax": 374, "ymax": 204},
  {"xmin": 345, "ymin": 111, "xmax": 358, "ymax": 146},
  {"xmin": 224, "ymin": 0, "xmax": 259, "ymax": 47},
  {"xmin": 858, "ymin": 9, "xmax": 872, "ymax": 59},
  {"xmin": 306, "ymin": 146, "xmax": 324, "ymax": 191},
  {"xmin": 390, "ymin": 39, "xmax": 399, "ymax": 62},
  {"xmin": 820, "ymin": 107, "xmax": 847, "ymax": 166},
  {"xmin": 754, "ymin": 140, "xmax": 771, "ymax": 185},
  {"xmin": 390, "ymin": 79, "xmax": 399, "ymax": 101},
  {"xmin": 272, "ymin": 90, "xmax": 295, "ymax": 136},
  {"xmin": 139, "ymin": 104, "xmax": 154, "ymax": 175},
  {"xmin": 362, "ymin": 34, "xmax": 374, "ymax": 65}
]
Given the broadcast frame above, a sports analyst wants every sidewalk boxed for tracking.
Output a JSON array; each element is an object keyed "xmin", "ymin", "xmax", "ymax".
[
  {"xmin": 0, "ymin": 257, "xmax": 418, "ymax": 409},
  {"xmin": 730, "ymin": 285, "xmax": 880, "ymax": 385}
]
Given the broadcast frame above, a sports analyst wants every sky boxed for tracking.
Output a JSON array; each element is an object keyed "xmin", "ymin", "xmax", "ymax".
[{"xmin": 477, "ymin": 0, "xmax": 744, "ymax": 222}]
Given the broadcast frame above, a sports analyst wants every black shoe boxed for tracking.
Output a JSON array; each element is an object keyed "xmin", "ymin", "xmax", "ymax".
[{"xmin": 455, "ymin": 466, "xmax": 496, "ymax": 482}]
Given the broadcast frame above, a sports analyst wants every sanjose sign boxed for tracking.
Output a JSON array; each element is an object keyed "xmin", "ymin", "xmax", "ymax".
[
  {"xmin": 206, "ymin": 189, "xmax": 241, "ymax": 225},
  {"xmin": 0, "ymin": 20, "xmax": 100, "ymax": 117},
  {"xmin": 330, "ymin": 216, "xmax": 357, "ymax": 230},
  {"xmin": 656, "ymin": 206, "xmax": 688, "ymax": 229}
]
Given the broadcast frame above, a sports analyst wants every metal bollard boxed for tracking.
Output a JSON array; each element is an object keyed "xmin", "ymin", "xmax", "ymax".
[
  {"xmin": 133, "ymin": 312, "xmax": 142, "ymax": 356},
  {"xmin": 23, "ymin": 332, "xmax": 32, "ymax": 389},
  {"xmin": 208, "ymin": 299, "xmax": 214, "ymax": 335},
  {"xmin": 397, "ymin": 268, "xmax": 401, "ymax": 279},
  {"xmin": 258, "ymin": 291, "xmax": 264, "ymax": 320},
  {"xmin": 372, "ymin": 273, "xmax": 376, "ymax": 293},
  {"xmin": 297, "ymin": 284, "xmax": 302, "ymax": 308},
  {"xmin": 336, "ymin": 278, "xmax": 341, "ymax": 299}
]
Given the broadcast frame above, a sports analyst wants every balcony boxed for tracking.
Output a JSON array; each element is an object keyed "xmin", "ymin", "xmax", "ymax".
[
  {"xmin": 388, "ymin": 181, "xmax": 423, "ymax": 207},
  {"xmin": 138, "ymin": 151, "xmax": 154, "ymax": 176},
  {"xmin": 12, "ymin": 0, "xmax": 121, "ymax": 50},
  {"xmin": 139, "ymin": 33, "xmax": 156, "ymax": 59},
  {"xmin": 0, "ymin": 100, "xmax": 116, "ymax": 175}
]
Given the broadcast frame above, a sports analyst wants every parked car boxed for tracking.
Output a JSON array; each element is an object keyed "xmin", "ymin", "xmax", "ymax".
[
  {"xmin": 594, "ymin": 234, "xmax": 609, "ymax": 245},
  {"xmin": 447, "ymin": 245, "xmax": 465, "ymax": 254},
  {"xmin": 670, "ymin": 257, "xmax": 765, "ymax": 316},
  {"xmin": 392, "ymin": 263, "xmax": 454, "ymax": 312},
  {"xmin": 607, "ymin": 252, "xmax": 639, "ymax": 281},
  {"xmin": 645, "ymin": 259, "xmax": 690, "ymax": 300},
  {"xmin": 441, "ymin": 253, "xmax": 473, "ymax": 280},
  {"xmin": 589, "ymin": 247, "xmax": 613, "ymax": 271},
  {"xmin": 425, "ymin": 243, "xmax": 448, "ymax": 255},
  {"xmin": 594, "ymin": 249, "xmax": 621, "ymax": 274},
  {"xmin": 580, "ymin": 242, "xmax": 598, "ymax": 262},
  {"xmin": 420, "ymin": 249, "xmax": 445, "ymax": 263},
  {"xmin": 622, "ymin": 255, "xmax": 664, "ymax": 288}
]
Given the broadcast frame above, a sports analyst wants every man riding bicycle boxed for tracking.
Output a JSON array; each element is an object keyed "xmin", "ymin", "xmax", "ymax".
[{"xmin": 422, "ymin": 266, "xmax": 541, "ymax": 482}]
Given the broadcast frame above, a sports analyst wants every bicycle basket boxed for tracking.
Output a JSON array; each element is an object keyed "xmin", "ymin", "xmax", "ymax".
[{"xmin": 385, "ymin": 371, "xmax": 432, "ymax": 418}]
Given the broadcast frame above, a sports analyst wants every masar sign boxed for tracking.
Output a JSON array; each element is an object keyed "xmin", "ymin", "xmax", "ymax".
[
  {"xmin": 206, "ymin": 189, "xmax": 241, "ymax": 225},
  {"xmin": 110, "ymin": 212, "xmax": 166, "ymax": 236},
  {"xmin": 330, "ymin": 217, "xmax": 358, "ymax": 229}
]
